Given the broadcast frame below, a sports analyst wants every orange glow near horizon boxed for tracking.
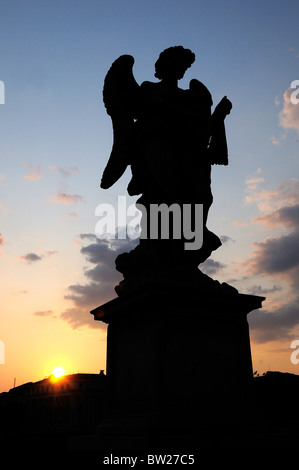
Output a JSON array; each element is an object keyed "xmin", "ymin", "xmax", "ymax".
[
  {"xmin": 51, "ymin": 366, "xmax": 65, "ymax": 381},
  {"xmin": 53, "ymin": 366, "xmax": 65, "ymax": 378}
]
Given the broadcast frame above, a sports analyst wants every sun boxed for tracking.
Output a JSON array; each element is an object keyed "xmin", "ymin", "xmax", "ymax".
[{"xmin": 52, "ymin": 366, "xmax": 65, "ymax": 378}]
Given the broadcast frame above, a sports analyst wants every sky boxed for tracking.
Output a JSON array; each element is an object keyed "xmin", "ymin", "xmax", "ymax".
[{"xmin": 1, "ymin": 0, "xmax": 299, "ymax": 392}]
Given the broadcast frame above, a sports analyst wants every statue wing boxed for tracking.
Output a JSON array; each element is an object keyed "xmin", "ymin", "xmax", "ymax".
[{"xmin": 100, "ymin": 55, "xmax": 140, "ymax": 189}]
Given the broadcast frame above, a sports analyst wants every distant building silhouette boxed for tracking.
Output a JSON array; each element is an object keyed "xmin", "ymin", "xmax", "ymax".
[{"xmin": 0, "ymin": 372, "xmax": 106, "ymax": 432}]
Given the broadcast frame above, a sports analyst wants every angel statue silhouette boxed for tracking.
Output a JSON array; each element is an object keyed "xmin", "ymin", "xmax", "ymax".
[{"xmin": 100, "ymin": 46, "xmax": 232, "ymax": 295}]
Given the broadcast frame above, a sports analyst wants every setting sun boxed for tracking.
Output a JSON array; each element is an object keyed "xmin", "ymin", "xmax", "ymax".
[{"xmin": 52, "ymin": 366, "xmax": 65, "ymax": 378}]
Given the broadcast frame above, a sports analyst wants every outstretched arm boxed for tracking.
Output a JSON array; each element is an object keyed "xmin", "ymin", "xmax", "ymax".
[
  {"xmin": 208, "ymin": 96, "xmax": 232, "ymax": 166},
  {"xmin": 211, "ymin": 96, "xmax": 232, "ymax": 127}
]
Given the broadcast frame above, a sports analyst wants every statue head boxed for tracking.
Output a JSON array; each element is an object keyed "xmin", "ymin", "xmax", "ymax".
[{"xmin": 154, "ymin": 46, "xmax": 195, "ymax": 81}]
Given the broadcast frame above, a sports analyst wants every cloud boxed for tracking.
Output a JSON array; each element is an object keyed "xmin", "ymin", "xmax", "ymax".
[
  {"xmin": 59, "ymin": 232, "xmax": 298, "ymax": 339},
  {"xmin": 246, "ymin": 232, "xmax": 299, "ymax": 277},
  {"xmin": 271, "ymin": 132, "xmax": 287, "ymax": 146},
  {"xmin": 246, "ymin": 284, "xmax": 282, "ymax": 296},
  {"xmin": 48, "ymin": 166, "xmax": 79, "ymax": 177},
  {"xmin": 24, "ymin": 163, "xmax": 42, "ymax": 180},
  {"xmin": 17, "ymin": 253, "xmax": 42, "ymax": 263},
  {"xmin": 60, "ymin": 307, "xmax": 95, "ymax": 330},
  {"xmin": 0, "ymin": 233, "xmax": 5, "ymax": 246},
  {"xmin": 233, "ymin": 219, "xmax": 249, "ymax": 228},
  {"xmin": 271, "ymin": 137, "xmax": 281, "ymax": 146},
  {"xmin": 33, "ymin": 310, "xmax": 53, "ymax": 317},
  {"xmin": 279, "ymin": 86, "xmax": 299, "ymax": 134},
  {"xmin": 240, "ymin": 178, "xmax": 299, "ymax": 343},
  {"xmin": 249, "ymin": 297, "xmax": 299, "ymax": 343},
  {"xmin": 17, "ymin": 250, "xmax": 58, "ymax": 264},
  {"xmin": 37, "ymin": 249, "xmax": 58, "ymax": 257},
  {"xmin": 49, "ymin": 192, "xmax": 84, "ymax": 204},
  {"xmin": 0, "ymin": 233, "xmax": 6, "ymax": 256},
  {"xmin": 60, "ymin": 236, "xmax": 137, "ymax": 329},
  {"xmin": 286, "ymin": 46, "xmax": 299, "ymax": 57},
  {"xmin": 201, "ymin": 259, "xmax": 225, "ymax": 275},
  {"xmin": 80, "ymin": 233, "xmax": 96, "ymax": 241},
  {"xmin": 245, "ymin": 178, "xmax": 299, "ymax": 212},
  {"xmin": 220, "ymin": 235, "xmax": 235, "ymax": 244},
  {"xmin": 254, "ymin": 204, "xmax": 299, "ymax": 230},
  {"xmin": 245, "ymin": 177, "xmax": 265, "ymax": 191},
  {"xmin": 246, "ymin": 190, "xmax": 299, "ymax": 282},
  {"xmin": 11, "ymin": 290, "xmax": 28, "ymax": 296}
]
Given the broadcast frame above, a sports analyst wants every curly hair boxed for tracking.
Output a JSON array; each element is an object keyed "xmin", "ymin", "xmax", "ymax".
[{"xmin": 154, "ymin": 46, "xmax": 195, "ymax": 80}]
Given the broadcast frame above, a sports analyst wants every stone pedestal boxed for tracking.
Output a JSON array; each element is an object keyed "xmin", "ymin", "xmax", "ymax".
[{"xmin": 90, "ymin": 286, "xmax": 265, "ymax": 444}]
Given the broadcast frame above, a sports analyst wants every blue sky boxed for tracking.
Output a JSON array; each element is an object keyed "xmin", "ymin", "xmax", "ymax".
[{"xmin": 1, "ymin": 0, "xmax": 299, "ymax": 390}]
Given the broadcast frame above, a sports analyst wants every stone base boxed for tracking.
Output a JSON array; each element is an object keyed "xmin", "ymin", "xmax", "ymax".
[{"xmin": 91, "ymin": 284, "xmax": 265, "ymax": 442}]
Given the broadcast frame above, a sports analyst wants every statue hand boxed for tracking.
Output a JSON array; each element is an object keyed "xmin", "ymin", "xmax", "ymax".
[{"xmin": 215, "ymin": 96, "xmax": 232, "ymax": 117}]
